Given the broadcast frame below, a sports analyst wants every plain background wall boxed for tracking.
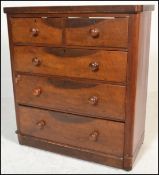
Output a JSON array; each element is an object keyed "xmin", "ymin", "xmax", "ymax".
[{"xmin": 1, "ymin": 1, "xmax": 158, "ymax": 99}]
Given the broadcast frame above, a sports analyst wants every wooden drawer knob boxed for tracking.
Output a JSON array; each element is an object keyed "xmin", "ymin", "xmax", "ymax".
[
  {"xmin": 90, "ymin": 28, "xmax": 100, "ymax": 38},
  {"xmin": 32, "ymin": 57, "xmax": 41, "ymax": 66},
  {"xmin": 88, "ymin": 96, "xmax": 98, "ymax": 105},
  {"xmin": 31, "ymin": 28, "xmax": 39, "ymax": 37},
  {"xmin": 89, "ymin": 62, "xmax": 99, "ymax": 72},
  {"xmin": 33, "ymin": 88, "xmax": 41, "ymax": 96},
  {"xmin": 36, "ymin": 120, "xmax": 46, "ymax": 129},
  {"xmin": 89, "ymin": 131, "xmax": 99, "ymax": 141}
]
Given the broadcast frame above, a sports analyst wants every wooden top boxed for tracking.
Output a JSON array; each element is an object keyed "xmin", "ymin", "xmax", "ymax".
[{"xmin": 4, "ymin": 5, "xmax": 154, "ymax": 14}]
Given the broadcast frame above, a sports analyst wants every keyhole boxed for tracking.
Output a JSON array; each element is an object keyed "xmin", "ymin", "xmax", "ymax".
[{"xmin": 34, "ymin": 19, "xmax": 37, "ymax": 23}]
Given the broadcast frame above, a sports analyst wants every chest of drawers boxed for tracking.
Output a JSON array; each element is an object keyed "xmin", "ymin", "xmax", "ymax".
[{"xmin": 4, "ymin": 5, "xmax": 154, "ymax": 170}]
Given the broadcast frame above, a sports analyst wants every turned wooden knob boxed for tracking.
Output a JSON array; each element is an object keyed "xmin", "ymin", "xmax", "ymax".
[
  {"xmin": 32, "ymin": 57, "xmax": 41, "ymax": 66},
  {"xmin": 88, "ymin": 96, "xmax": 98, "ymax": 105},
  {"xmin": 90, "ymin": 28, "xmax": 100, "ymax": 38},
  {"xmin": 89, "ymin": 62, "xmax": 99, "ymax": 72},
  {"xmin": 36, "ymin": 120, "xmax": 46, "ymax": 129},
  {"xmin": 89, "ymin": 131, "xmax": 99, "ymax": 141},
  {"xmin": 31, "ymin": 28, "xmax": 39, "ymax": 36},
  {"xmin": 33, "ymin": 88, "xmax": 41, "ymax": 96}
]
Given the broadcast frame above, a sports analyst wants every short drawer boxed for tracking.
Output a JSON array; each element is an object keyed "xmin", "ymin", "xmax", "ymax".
[
  {"xmin": 11, "ymin": 17, "xmax": 63, "ymax": 44},
  {"xmin": 65, "ymin": 17, "xmax": 128, "ymax": 48},
  {"xmin": 14, "ymin": 46, "xmax": 127, "ymax": 83},
  {"xmin": 15, "ymin": 75, "xmax": 125, "ymax": 121},
  {"xmin": 18, "ymin": 106, "xmax": 124, "ymax": 156}
]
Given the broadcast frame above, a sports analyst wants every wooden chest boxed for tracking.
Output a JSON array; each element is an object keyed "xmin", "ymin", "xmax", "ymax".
[{"xmin": 4, "ymin": 5, "xmax": 154, "ymax": 170}]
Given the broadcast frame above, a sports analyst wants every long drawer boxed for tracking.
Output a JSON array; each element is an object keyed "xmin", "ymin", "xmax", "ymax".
[
  {"xmin": 15, "ymin": 74, "xmax": 126, "ymax": 121},
  {"xmin": 18, "ymin": 105, "xmax": 124, "ymax": 156},
  {"xmin": 13, "ymin": 46, "xmax": 127, "ymax": 83}
]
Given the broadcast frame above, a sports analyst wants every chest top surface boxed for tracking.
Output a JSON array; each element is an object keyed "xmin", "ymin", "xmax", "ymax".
[{"xmin": 4, "ymin": 5, "xmax": 154, "ymax": 14}]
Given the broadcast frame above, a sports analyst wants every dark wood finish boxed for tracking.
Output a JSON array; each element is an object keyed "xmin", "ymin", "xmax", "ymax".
[
  {"xmin": 13, "ymin": 46, "xmax": 127, "ymax": 83},
  {"xmin": 14, "ymin": 43, "xmax": 128, "ymax": 51},
  {"xmin": 11, "ymin": 18, "xmax": 63, "ymax": 44},
  {"xmin": 66, "ymin": 17, "xmax": 128, "ymax": 48},
  {"xmin": 15, "ymin": 75, "xmax": 126, "ymax": 121},
  {"xmin": 18, "ymin": 105, "xmax": 124, "ymax": 156},
  {"xmin": 6, "ymin": 13, "xmax": 132, "ymax": 18},
  {"xmin": 4, "ymin": 5, "xmax": 154, "ymax": 171},
  {"xmin": 4, "ymin": 5, "xmax": 154, "ymax": 14},
  {"xmin": 17, "ymin": 133, "xmax": 124, "ymax": 169},
  {"xmin": 133, "ymin": 11, "xmax": 152, "ymax": 155},
  {"xmin": 6, "ymin": 14, "xmax": 23, "ymax": 137},
  {"xmin": 123, "ymin": 11, "xmax": 152, "ymax": 170}
]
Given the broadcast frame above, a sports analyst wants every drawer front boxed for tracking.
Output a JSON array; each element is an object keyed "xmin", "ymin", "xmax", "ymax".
[
  {"xmin": 15, "ymin": 75, "xmax": 125, "ymax": 121},
  {"xmin": 14, "ymin": 46, "xmax": 127, "ymax": 83},
  {"xmin": 66, "ymin": 17, "xmax": 128, "ymax": 48},
  {"xmin": 11, "ymin": 18, "xmax": 63, "ymax": 44},
  {"xmin": 18, "ymin": 106, "xmax": 124, "ymax": 156}
]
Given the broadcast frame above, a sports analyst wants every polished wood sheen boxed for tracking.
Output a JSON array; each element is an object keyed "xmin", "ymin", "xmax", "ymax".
[
  {"xmin": 15, "ymin": 75, "xmax": 126, "ymax": 121},
  {"xmin": 4, "ymin": 5, "xmax": 154, "ymax": 14},
  {"xmin": 123, "ymin": 12, "xmax": 153, "ymax": 170},
  {"xmin": 13, "ymin": 46, "xmax": 127, "ymax": 83},
  {"xmin": 11, "ymin": 18, "xmax": 63, "ymax": 44},
  {"xmin": 4, "ymin": 5, "xmax": 154, "ymax": 170},
  {"xmin": 65, "ymin": 17, "xmax": 128, "ymax": 48},
  {"xmin": 18, "ymin": 105, "xmax": 124, "ymax": 156}
]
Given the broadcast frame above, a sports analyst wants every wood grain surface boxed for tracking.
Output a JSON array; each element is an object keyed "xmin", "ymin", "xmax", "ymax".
[
  {"xmin": 4, "ymin": 5, "xmax": 154, "ymax": 14},
  {"xmin": 11, "ymin": 18, "xmax": 63, "ymax": 44},
  {"xmin": 66, "ymin": 18, "xmax": 128, "ymax": 48},
  {"xmin": 15, "ymin": 74, "xmax": 126, "ymax": 121},
  {"xmin": 13, "ymin": 46, "xmax": 127, "ymax": 83},
  {"xmin": 18, "ymin": 105, "xmax": 124, "ymax": 156}
]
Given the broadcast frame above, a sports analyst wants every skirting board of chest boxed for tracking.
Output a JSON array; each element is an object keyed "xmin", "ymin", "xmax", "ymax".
[{"xmin": 4, "ymin": 5, "xmax": 154, "ymax": 170}]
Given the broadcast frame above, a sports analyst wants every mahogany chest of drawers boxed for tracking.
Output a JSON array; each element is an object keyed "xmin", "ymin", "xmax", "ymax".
[{"xmin": 4, "ymin": 5, "xmax": 154, "ymax": 170}]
